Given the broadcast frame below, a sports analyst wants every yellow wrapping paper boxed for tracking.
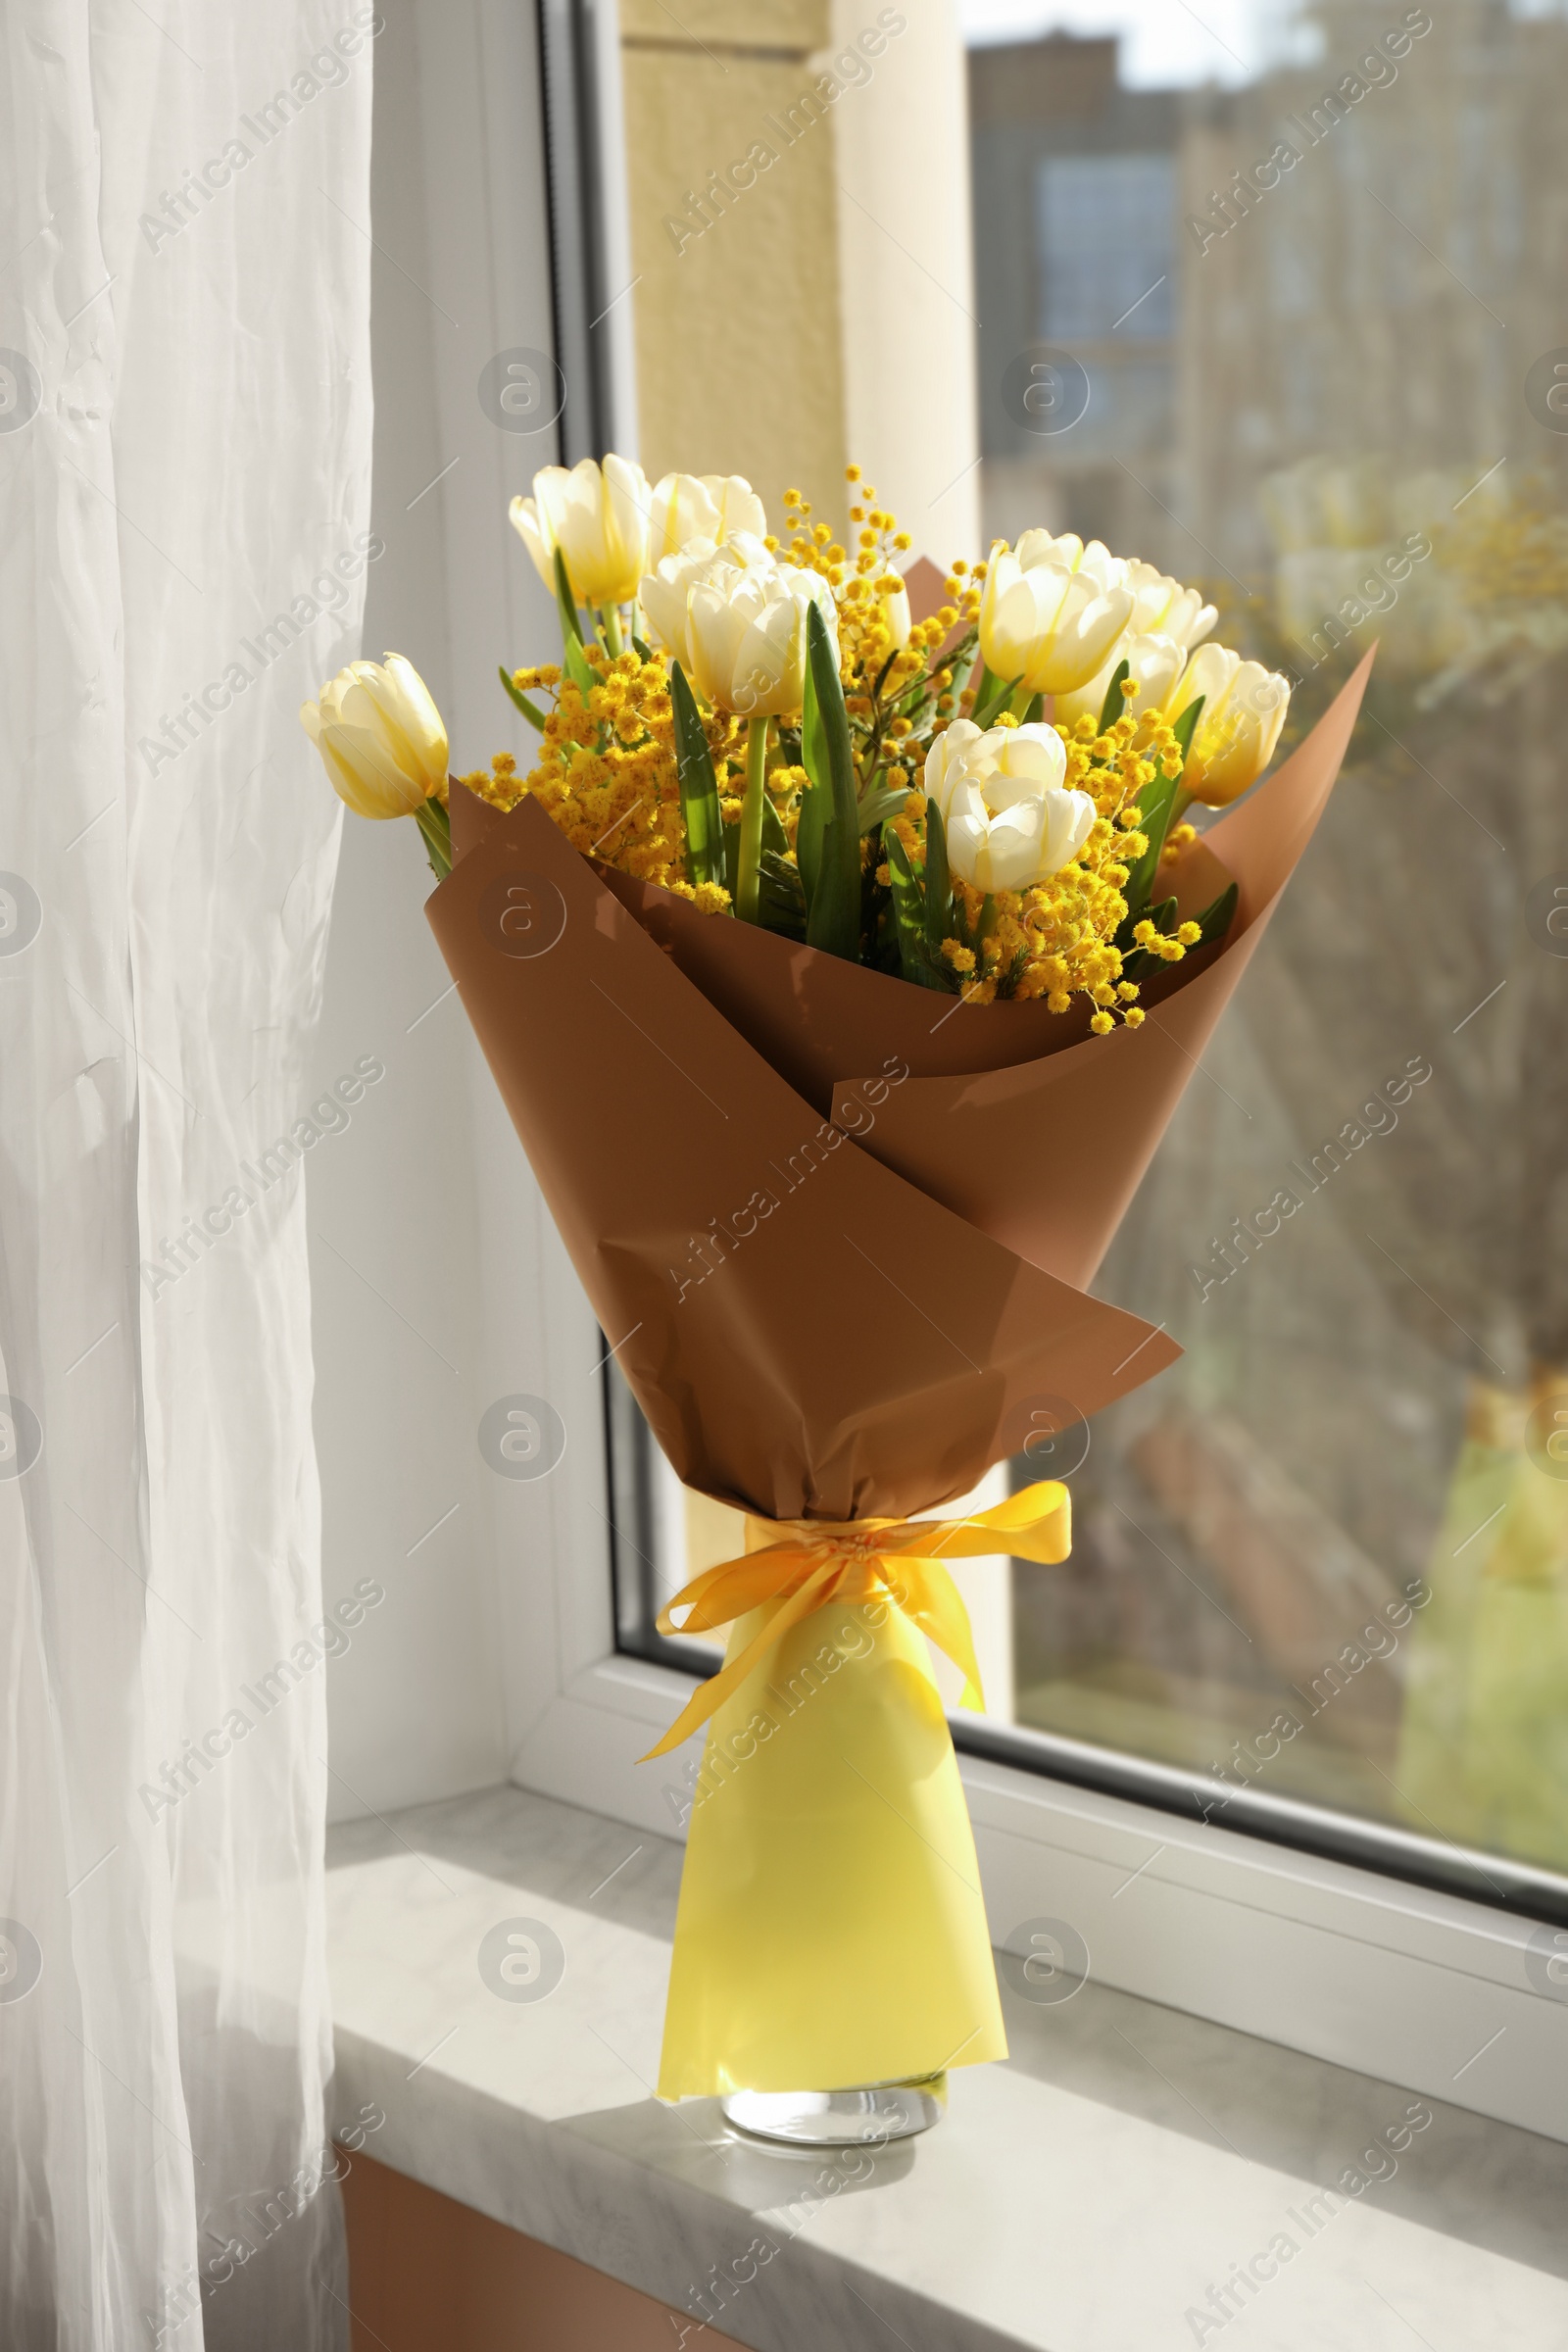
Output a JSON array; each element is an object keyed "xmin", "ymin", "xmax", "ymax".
[{"xmin": 651, "ymin": 1485, "xmax": 1071, "ymax": 2099}]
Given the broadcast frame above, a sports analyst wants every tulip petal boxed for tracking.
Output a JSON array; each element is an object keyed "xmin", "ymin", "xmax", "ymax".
[
  {"xmin": 944, "ymin": 807, "xmax": 988, "ymax": 889},
  {"xmin": 509, "ymin": 495, "xmax": 556, "ymax": 594},
  {"xmin": 315, "ymin": 720, "xmax": 429, "ymax": 819},
  {"xmin": 1043, "ymin": 787, "xmax": 1097, "ymax": 871},
  {"xmin": 1037, "ymin": 585, "xmax": 1132, "ymax": 693},
  {"xmin": 378, "ymin": 653, "xmax": 448, "ymax": 783},
  {"xmin": 647, "ymin": 471, "xmax": 720, "ymax": 566},
  {"xmin": 702, "ymin": 474, "xmax": 768, "ymax": 542}
]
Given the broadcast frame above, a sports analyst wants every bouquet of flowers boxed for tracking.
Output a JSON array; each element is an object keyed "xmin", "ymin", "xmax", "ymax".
[{"xmin": 303, "ymin": 455, "xmax": 1369, "ymax": 2110}]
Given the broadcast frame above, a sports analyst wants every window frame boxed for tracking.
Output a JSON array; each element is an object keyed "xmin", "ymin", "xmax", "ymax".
[
  {"xmin": 519, "ymin": 1381, "xmax": 1568, "ymax": 2145},
  {"xmin": 603, "ymin": 1357, "xmax": 1568, "ymax": 1935},
  {"xmin": 477, "ymin": 0, "xmax": 1568, "ymax": 2148}
]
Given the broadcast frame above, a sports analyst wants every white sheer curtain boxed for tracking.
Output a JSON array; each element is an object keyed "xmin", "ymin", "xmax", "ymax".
[{"xmin": 1, "ymin": 5, "xmax": 372, "ymax": 2343}]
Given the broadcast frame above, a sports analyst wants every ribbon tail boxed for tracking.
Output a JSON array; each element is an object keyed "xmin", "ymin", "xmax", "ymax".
[
  {"xmin": 873, "ymin": 1480, "xmax": 1073, "ymax": 1570},
  {"xmin": 639, "ymin": 1560, "xmax": 841, "ymax": 1761},
  {"xmin": 966, "ymin": 1479, "xmax": 1072, "ymax": 1564},
  {"xmin": 891, "ymin": 1555, "xmax": 988, "ymax": 1718},
  {"xmin": 655, "ymin": 1541, "xmax": 812, "ymax": 1639}
]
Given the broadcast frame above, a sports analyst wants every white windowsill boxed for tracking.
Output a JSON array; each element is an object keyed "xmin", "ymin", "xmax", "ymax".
[
  {"xmin": 326, "ymin": 1782, "xmax": 1568, "ymax": 2352},
  {"xmin": 506, "ymin": 1653, "xmax": 1568, "ymax": 2148}
]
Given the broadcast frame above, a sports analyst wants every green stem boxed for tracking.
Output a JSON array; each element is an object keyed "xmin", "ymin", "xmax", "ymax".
[
  {"xmin": 414, "ymin": 795, "xmax": 453, "ymax": 881},
  {"xmin": 499, "ymin": 664, "xmax": 548, "ymax": 729},
  {"xmin": 1168, "ymin": 785, "xmax": 1194, "ymax": 831},
  {"xmin": 735, "ymin": 714, "xmax": 770, "ymax": 926},
  {"xmin": 972, "ymin": 673, "xmax": 1017, "ymax": 730},
  {"xmin": 600, "ymin": 604, "xmax": 624, "ymax": 658}
]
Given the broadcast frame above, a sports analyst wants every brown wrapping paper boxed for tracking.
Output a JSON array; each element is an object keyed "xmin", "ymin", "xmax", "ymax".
[
  {"xmin": 428, "ymin": 795, "xmax": 1181, "ymax": 1522},
  {"xmin": 827, "ymin": 652, "xmax": 1376, "ymax": 1288},
  {"xmin": 445, "ymin": 650, "xmax": 1371, "ymax": 1312},
  {"xmin": 430, "ymin": 648, "xmax": 1372, "ymax": 2098}
]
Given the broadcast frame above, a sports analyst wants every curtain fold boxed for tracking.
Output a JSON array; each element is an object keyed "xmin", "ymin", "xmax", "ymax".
[{"xmin": 1, "ymin": 5, "xmax": 373, "ymax": 2343}]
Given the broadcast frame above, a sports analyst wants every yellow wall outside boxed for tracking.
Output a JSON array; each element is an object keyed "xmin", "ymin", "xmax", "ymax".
[{"xmin": 618, "ymin": 0, "xmax": 980, "ymax": 564}]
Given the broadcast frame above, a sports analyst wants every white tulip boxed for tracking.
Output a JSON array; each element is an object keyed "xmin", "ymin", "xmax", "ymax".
[
  {"xmin": 1054, "ymin": 630, "xmax": 1188, "ymax": 728},
  {"xmin": 979, "ymin": 536, "xmax": 1135, "ymax": 696},
  {"xmin": 1012, "ymin": 530, "xmax": 1124, "ymax": 589},
  {"xmin": 510, "ymin": 452, "xmax": 652, "ymax": 608},
  {"xmin": 641, "ymin": 531, "xmax": 761, "ymax": 657},
  {"xmin": 646, "ymin": 471, "xmax": 768, "ymax": 565},
  {"xmin": 922, "ymin": 718, "xmax": 988, "ymax": 819},
  {"xmin": 1167, "ymin": 643, "xmax": 1291, "ymax": 807},
  {"xmin": 1123, "ymin": 561, "xmax": 1218, "ymax": 651},
  {"xmin": 641, "ymin": 536, "xmax": 835, "ymax": 715},
  {"xmin": 702, "ymin": 473, "xmax": 768, "ymax": 545},
  {"xmin": 301, "ymin": 654, "xmax": 448, "ymax": 819},
  {"xmin": 923, "ymin": 720, "xmax": 1095, "ymax": 892}
]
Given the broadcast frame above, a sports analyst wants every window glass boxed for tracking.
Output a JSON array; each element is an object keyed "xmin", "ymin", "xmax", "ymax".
[{"xmin": 606, "ymin": 0, "xmax": 1568, "ymax": 1893}]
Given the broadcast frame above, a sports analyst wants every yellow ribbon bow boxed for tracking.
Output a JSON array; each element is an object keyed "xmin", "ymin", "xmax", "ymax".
[{"xmin": 641, "ymin": 1479, "xmax": 1072, "ymax": 1760}]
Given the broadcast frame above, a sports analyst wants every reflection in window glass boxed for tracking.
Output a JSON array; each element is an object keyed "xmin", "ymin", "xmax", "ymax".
[{"xmin": 607, "ymin": 0, "xmax": 1568, "ymax": 1891}]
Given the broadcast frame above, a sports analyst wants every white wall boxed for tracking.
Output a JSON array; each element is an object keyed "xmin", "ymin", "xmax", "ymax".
[
  {"xmin": 832, "ymin": 0, "xmax": 982, "ymax": 565},
  {"xmin": 314, "ymin": 0, "xmax": 599, "ymax": 1822}
]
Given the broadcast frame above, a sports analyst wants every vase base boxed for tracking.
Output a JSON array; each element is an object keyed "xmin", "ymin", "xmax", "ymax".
[{"xmin": 720, "ymin": 2073, "xmax": 947, "ymax": 2146}]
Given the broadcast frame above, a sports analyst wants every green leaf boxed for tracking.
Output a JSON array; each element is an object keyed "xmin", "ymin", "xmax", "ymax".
[
  {"xmin": 857, "ymin": 782, "xmax": 912, "ymax": 835},
  {"xmin": 802, "ymin": 602, "xmax": 860, "ymax": 961},
  {"xmin": 970, "ymin": 658, "xmax": 1001, "ymax": 721},
  {"xmin": 923, "ymin": 796, "xmax": 952, "ymax": 958},
  {"xmin": 562, "ymin": 637, "xmax": 596, "ymax": 697},
  {"xmin": 797, "ymin": 786, "xmax": 824, "ymax": 907},
  {"xmin": 886, "ymin": 823, "xmax": 941, "ymax": 987},
  {"xmin": 413, "ymin": 796, "xmax": 453, "ymax": 882},
  {"xmin": 669, "ymin": 662, "xmax": 725, "ymax": 893},
  {"xmin": 758, "ymin": 847, "xmax": 808, "ymax": 940},
  {"xmin": 797, "ymin": 664, "xmax": 828, "ymax": 908},
  {"xmin": 722, "ymin": 818, "xmax": 739, "ymax": 898},
  {"xmin": 1171, "ymin": 692, "xmax": 1206, "ymax": 765},
  {"xmin": 761, "ymin": 793, "xmax": 789, "ymax": 858},
  {"xmin": 632, "ymin": 632, "xmax": 655, "ymax": 662},
  {"xmin": 1194, "ymin": 879, "xmax": 1238, "ymax": 949},
  {"xmin": 971, "ymin": 676, "xmax": 1015, "ymax": 729},
  {"xmin": 1097, "ymin": 659, "xmax": 1131, "ymax": 737},
  {"xmin": 553, "ymin": 544, "xmax": 584, "ymax": 645},
  {"xmin": 1121, "ymin": 694, "xmax": 1204, "ymax": 922},
  {"xmin": 553, "ymin": 547, "xmax": 596, "ymax": 696},
  {"xmin": 808, "ymin": 819, "xmax": 858, "ymax": 956},
  {"xmin": 499, "ymin": 664, "xmax": 548, "ymax": 730},
  {"xmin": 975, "ymin": 892, "xmax": 999, "ymax": 949}
]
